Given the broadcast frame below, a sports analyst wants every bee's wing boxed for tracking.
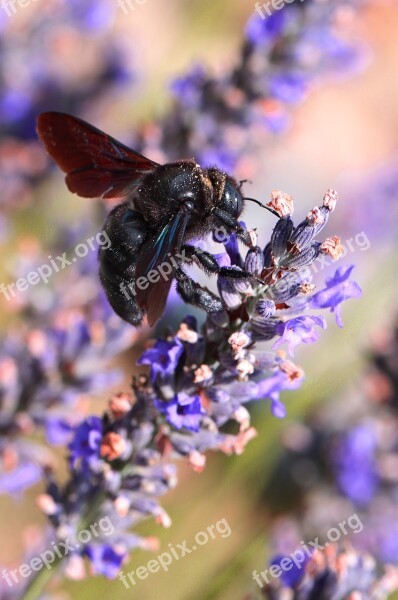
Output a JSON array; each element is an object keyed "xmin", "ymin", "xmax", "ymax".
[
  {"xmin": 36, "ymin": 112, "xmax": 159, "ymax": 199},
  {"xmin": 135, "ymin": 209, "xmax": 191, "ymax": 326}
]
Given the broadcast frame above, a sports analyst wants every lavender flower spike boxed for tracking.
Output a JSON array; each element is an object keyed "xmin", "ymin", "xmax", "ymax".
[{"xmin": 28, "ymin": 187, "xmax": 363, "ymax": 588}]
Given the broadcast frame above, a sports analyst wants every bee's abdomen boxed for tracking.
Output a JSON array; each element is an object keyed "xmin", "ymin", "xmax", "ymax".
[{"xmin": 98, "ymin": 203, "xmax": 148, "ymax": 326}]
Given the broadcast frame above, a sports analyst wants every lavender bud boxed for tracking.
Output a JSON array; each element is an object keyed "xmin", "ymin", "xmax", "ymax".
[
  {"xmin": 255, "ymin": 299, "xmax": 276, "ymax": 318},
  {"xmin": 217, "ymin": 277, "xmax": 242, "ymax": 309},
  {"xmin": 184, "ymin": 337, "xmax": 206, "ymax": 366},
  {"xmin": 311, "ymin": 206, "xmax": 330, "ymax": 235},
  {"xmin": 245, "ymin": 246, "xmax": 264, "ymax": 276},
  {"xmin": 284, "ymin": 241, "xmax": 321, "ymax": 270},
  {"xmin": 272, "ymin": 275, "xmax": 301, "ymax": 302},
  {"xmin": 208, "ymin": 309, "xmax": 229, "ymax": 327},
  {"xmin": 263, "ymin": 242, "xmax": 272, "ymax": 268},
  {"xmin": 206, "ymin": 387, "xmax": 231, "ymax": 404},
  {"xmin": 234, "ymin": 278, "xmax": 253, "ymax": 295},
  {"xmin": 251, "ymin": 317, "xmax": 277, "ymax": 341},
  {"xmin": 306, "ymin": 206, "xmax": 324, "ymax": 225},
  {"xmin": 289, "ymin": 207, "xmax": 329, "ymax": 251},
  {"xmin": 271, "ymin": 217, "xmax": 294, "ymax": 258}
]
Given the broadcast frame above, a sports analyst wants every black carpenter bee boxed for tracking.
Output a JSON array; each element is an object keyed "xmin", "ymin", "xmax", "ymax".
[{"xmin": 37, "ymin": 112, "xmax": 264, "ymax": 326}]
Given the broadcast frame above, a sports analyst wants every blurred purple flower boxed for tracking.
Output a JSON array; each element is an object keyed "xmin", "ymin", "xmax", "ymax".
[
  {"xmin": 245, "ymin": 10, "xmax": 288, "ymax": 46},
  {"xmin": 69, "ymin": 416, "xmax": 102, "ymax": 473},
  {"xmin": 309, "ymin": 264, "xmax": 362, "ymax": 327},
  {"xmin": 68, "ymin": 0, "xmax": 116, "ymax": 31},
  {"xmin": 170, "ymin": 65, "xmax": 206, "ymax": 107},
  {"xmin": 263, "ymin": 544, "xmax": 396, "ymax": 600},
  {"xmin": 334, "ymin": 425, "xmax": 379, "ymax": 507},
  {"xmin": 137, "ymin": 339, "xmax": 183, "ymax": 384},
  {"xmin": 143, "ymin": 0, "xmax": 369, "ymax": 174},
  {"xmin": 45, "ymin": 418, "xmax": 75, "ymax": 447},
  {"xmin": 270, "ymin": 552, "xmax": 312, "ymax": 588},
  {"xmin": 255, "ymin": 370, "xmax": 304, "ymax": 418},
  {"xmin": 273, "ymin": 315, "xmax": 327, "ymax": 356},
  {"xmin": 380, "ymin": 526, "xmax": 398, "ymax": 564},
  {"xmin": 155, "ymin": 393, "xmax": 206, "ymax": 432},
  {"xmin": 269, "ymin": 73, "xmax": 309, "ymax": 105},
  {"xmin": 0, "ymin": 462, "xmax": 42, "ymax": 495},
  {"xmin": 85, "ymin": 544, "xmax": 127, "ymax": 578},
  {"xmin": 0, "ymin": 0, "xmax": 134, "ymax": 208}
]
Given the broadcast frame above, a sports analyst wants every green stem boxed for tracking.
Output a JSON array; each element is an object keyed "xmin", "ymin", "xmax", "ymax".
[{"xmin": 22, "ymin": 555, "xmax": 62, "ymax": 600}]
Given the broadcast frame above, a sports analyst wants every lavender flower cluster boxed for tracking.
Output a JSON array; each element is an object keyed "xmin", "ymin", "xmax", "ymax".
[
  {"xmin": 0, "ymin": 0, "xmax": 133, "ymax": 211},
  {"xmin": 320, "ymin": 322, "xmax": 398, "ymax": 565},
  {"xmin": 134, "ymin": 0, "xmax": 369, "ymax": 175},
  {"xmin": 252, "ymin": 319, "xmax": 398, "ymax": 599},
  {"xmin": 22, "ymin": 188, "xmax": 364, "ymax": 586},
  {"xmin": 0, "ymin": 223, "xmax": 138, "ymax": 496},
  {"xmin": 0, "ymin": 1, "xmax": 389, "ymax": 598},
  {"xmin": 0, "ymin": 0, "xmax": 368, "ymax": 504},
  {"xmin": 0, "ymin": 0, "xmax": 369, "ymax": 216},
  {"xmin": 258, "ymin": 544, "xmax": 398, "ymax": 600}
]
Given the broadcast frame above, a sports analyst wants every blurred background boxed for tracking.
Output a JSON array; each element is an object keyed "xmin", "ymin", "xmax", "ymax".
[{"xmin": 0, "ymin": 0, "xmax": 397, "ymax": 598}]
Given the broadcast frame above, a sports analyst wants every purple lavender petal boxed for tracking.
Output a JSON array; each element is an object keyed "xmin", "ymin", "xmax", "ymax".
[{"xmin": 309, "ymin": 265, "xmax": 362, "ymax": 327}]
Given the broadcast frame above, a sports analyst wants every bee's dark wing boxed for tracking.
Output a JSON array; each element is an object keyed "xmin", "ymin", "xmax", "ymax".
[
  {"xmin": 36, "ymin": 112, "xmax": 158, "ymax": 199},
  {"xmin": 135, "ymin": 209, "xmax": 191, "ymax": 326}
]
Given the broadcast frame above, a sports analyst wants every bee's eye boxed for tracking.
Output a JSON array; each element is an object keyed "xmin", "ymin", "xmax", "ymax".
[{"xmin": 220, "ymin": 180, "xmax": 243, "ymax": 217}]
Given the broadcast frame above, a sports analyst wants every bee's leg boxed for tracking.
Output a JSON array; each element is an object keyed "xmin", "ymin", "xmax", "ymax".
[
  {"xmin": 181, "ymin": 244, "xmax": 220, "ymax": 274},
  {"xmin": 211, "ymin": 209, "xmax": 253, "ymax": 247},
  {"xmin": 218, "ymin": 266, "xmax": 253, "ymax": 280},
  {"xmin": 175, "ymin": 268, "xmax": 224, "ymax": 314},
  {"xmin": 181, "ymin": 244, "xmax": 252, "ymax": 281}
]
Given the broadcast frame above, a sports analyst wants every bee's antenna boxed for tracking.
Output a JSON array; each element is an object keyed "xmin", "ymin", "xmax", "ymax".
[{"xmin": 243, "ymin": 197, "xmax": 279, "ymax": 218}]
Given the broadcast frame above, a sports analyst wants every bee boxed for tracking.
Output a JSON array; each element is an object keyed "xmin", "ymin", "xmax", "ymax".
[{"xmin": 36, "ymin": 112, "xmax": 260, "ymax": 326}]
